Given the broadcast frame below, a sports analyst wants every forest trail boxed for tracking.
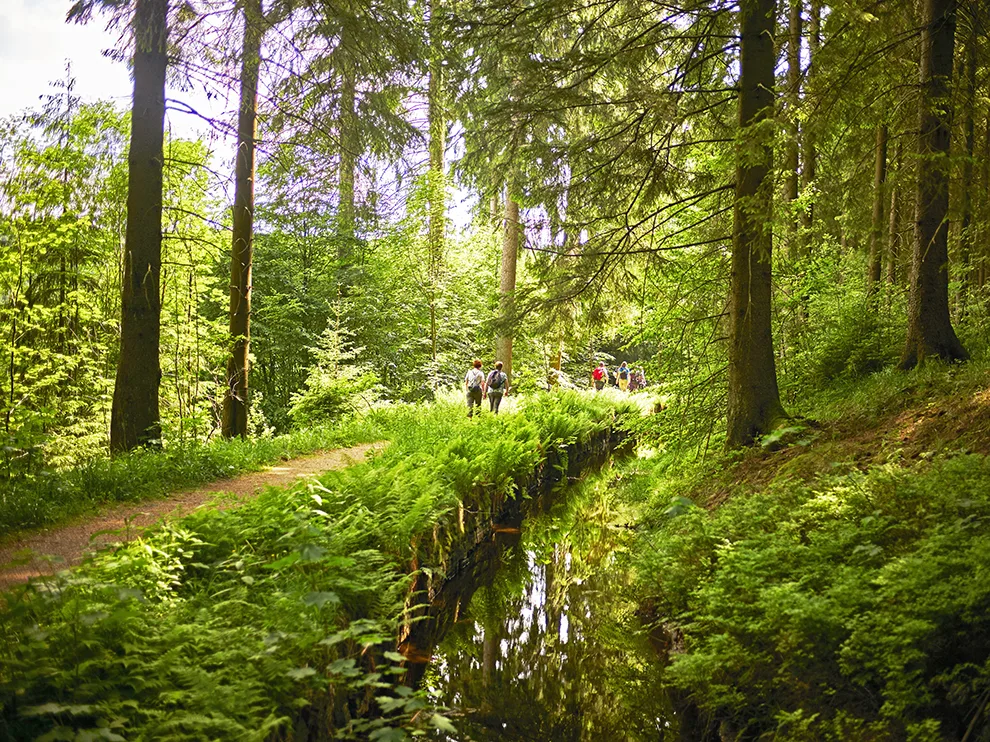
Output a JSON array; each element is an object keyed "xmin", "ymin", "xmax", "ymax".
[{"xmin": 0, "ymin": 441, "xmax": 384, "ymax": 589}]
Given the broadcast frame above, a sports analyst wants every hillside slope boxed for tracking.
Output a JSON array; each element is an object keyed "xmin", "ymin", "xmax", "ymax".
[{"xmin": 624, "ymin": 361, "xmax": 990, "ymax": 741}]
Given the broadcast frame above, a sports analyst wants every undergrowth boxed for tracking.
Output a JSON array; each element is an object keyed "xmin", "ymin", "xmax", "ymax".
[
  {"xmin": 617, "ymin": 360, "xmax": 990, "ymax": 740},
  {"xmin": 0, "ymin": 390, "xmax": 634, "ymax": 741},
  {"xmin": 0, "ymin": 415, "xmax": 387, "ymax": 537}
]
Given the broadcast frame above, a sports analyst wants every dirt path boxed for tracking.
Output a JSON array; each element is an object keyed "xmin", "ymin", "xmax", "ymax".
[{"xmin": 0, "ymin": 442, "xmax": 384, "ymax": 589}]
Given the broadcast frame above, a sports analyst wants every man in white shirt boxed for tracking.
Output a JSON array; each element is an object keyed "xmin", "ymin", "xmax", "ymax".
[{"xmin": 464, "ymin": 359, "xmax": 486, "ymax": 417}]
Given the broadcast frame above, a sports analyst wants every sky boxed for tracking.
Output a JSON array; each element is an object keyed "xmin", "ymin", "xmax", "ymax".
[
  {"xmin": 0, "ymin": 0, "xmax": 132, "ymax": 119},
  {"xmin": 0, "ymin": 0, "xmax": 222, "ymax": 140}
]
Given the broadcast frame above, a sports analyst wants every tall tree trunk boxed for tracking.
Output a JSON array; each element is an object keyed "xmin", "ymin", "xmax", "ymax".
[
  {"xmin": 490, "ymin": 189, "xmax": 500, "ymax": 224},
  {"xmin": 800, "ymin": 0, "xmax": 820, "ymax": 239},
  {"xmin": 887, "ymin": 142, "xmax": 903, "ymax": 285},
  {"xmin": 784, "ymin": 0, "xmax": 802, "ymax": 260},
  {"xmin": 868, "ymin": 124, "xmax": 888, "ymax": 292},
  {"xmin": 110, "ymin": 0, "xmax": 167, "ymax": 453},
  {"xmin": 958, "ymin": 20, "xmax": 977, "ymax": 309},
  {"xmin": 979, "ymin": 115, "xmax": 990, "ymax": 289},
  {"xmin": 222, "ymin": 0, "xmax": 263, "ymax": 440},
  {"xmin": 338, "ymin": 41, "xmax": 357, "ymax": 287},
  {"xmin": 727, "ymin": 0, "xmax": 786, "ymax": 447},
  {"xmin": 900, "ymin": 0, "xmax": 968, "ymax": 368},
  {"xmin": 496, "ymin": 193, "xmax": 520, "ymax": 388},
  {"xmin": 426, "ymin": 0, "xmax": 445, "ymax": 363}
]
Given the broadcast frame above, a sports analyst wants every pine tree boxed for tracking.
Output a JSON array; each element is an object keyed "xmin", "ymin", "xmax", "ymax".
[
  {"xmin": 900, "ymin": 0, "xmax": 968, "ymax": 368},
  {"xmin": 222, "ymin": 0, "xmax": 265, "ymax": 439},
  {"xmin": 726, "ymin": 0, "xmax": 787, "ymax": 446},
  {"xmin": 110, "ymin": 0, "xmax": 169, "ymax": 452}
]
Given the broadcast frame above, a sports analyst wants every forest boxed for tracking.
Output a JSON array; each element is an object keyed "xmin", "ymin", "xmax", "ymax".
[{"xmin": 1, "ymin": 0, "xmax": 990, "ymax": 739}]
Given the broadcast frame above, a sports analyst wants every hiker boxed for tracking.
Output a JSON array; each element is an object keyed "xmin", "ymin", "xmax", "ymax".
[
  {"xmin": 592, "ymin": 361, "xmax": 607, "ymax": 392},
  {"xmin": 616, "ymin": 361, "xmax": 631, "ymax": 391},
  {"xmin": 487, "ymin": 361, "xmax": 508, "ymax": 414},
  {"xmin": 465, "ymin": 359, "xmax": 486, "ymax": 417},
  {"xmin": 629, "ymin": 367, "xmax": 646, "ymax": 391}
]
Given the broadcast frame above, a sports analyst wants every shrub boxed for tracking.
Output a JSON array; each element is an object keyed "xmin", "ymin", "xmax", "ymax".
[
  {"xmin": 0, "ymin": 391, "xmax": 635, "ymax": 740},
  {"xmin": 633, "ymin": 455, "xmax": 990, "ymax": 740}
]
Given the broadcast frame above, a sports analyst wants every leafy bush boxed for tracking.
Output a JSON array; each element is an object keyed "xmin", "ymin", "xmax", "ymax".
[
  {"xmin": 781, "ymin": 252, "xmax": 905, "ymax": 396},
  {"xmin": 288, "ymin": 322, "xmax": 383, "ymax": 427},
  {"xmin": 633, "ymin": 454, "xmax": 990, "ymax": 740},
  {"xmin": 0, "ymin": 391, "xmax": 635, "ymax": 740}
]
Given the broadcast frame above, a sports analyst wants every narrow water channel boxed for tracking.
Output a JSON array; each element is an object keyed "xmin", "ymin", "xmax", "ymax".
[{"xmin": 417, "ymin": 475, "xmax": 672, "ymax": 740}]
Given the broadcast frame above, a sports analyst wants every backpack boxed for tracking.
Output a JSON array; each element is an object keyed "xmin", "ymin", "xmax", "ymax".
[
  {"xmin": 488, "ymin": 371, "xmax": 506, "ymax": 391},
  {"xmin": 619, "ymin": 367, "xmax": 629, "ymax": 379}
]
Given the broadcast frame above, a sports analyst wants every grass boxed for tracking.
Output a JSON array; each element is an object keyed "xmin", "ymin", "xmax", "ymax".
[{"xmin": 0, "ymin": 414, "xmax": 389, "ymax": 539}]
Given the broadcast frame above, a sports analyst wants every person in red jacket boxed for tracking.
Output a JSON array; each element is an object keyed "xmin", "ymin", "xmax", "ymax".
[{"xmin": 592, "ymin": 361, "xmax": 607, "ymax": 391}]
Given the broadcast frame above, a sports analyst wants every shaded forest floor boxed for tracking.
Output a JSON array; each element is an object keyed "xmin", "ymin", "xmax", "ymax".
[
  {"xmin": 0, "ymin": 442, "xmax": 383, "ymax": 588},
  {"xmin": 702, "ymin": 361, "xmax": 990, "ymax": 509}
]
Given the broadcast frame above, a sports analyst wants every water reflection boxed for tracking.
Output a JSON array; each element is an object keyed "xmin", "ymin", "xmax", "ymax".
[{"xmin": 420, "ymin": 480, "xmax": 671, "ymax": 741}]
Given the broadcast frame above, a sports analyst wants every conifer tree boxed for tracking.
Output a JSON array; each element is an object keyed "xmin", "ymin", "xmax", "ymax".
[
  {"xmin": 110, "ymin": 0, "xmax": 169, "ymax": 452},
  {"xmin": 900, "ymin": 0, "xmax": 968, "ymax": 368},
  {"xmin": 497, "ymin": 190, "xmax": 520, "ymax": 388},
  {"xmin": 222, "ymin": 0, "xmax": 265, "ymax": 439},
  {"xmin": 867, "ymin": 124, "xmax": 888, "ymax": 293},
  {"xmin": 726, "ymin": 0, "xmax": 787, "ymax": 446}
]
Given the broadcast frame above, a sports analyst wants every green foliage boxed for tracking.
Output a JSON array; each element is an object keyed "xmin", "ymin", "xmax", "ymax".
[
  {"xmin": 0, "ymin": 392, "xmax": 632, "ymax": 740},
  {"xmin": 627, "ymin": 445, "xmax": 990, "ymax": 740},
  {"xmin": 288, "ymin": 320, "xmax": 382, "ymax": 427},
  {"xmin": 0, "ymin": 93, "xmax": 228, "ymax": 471},
  {"xmin": 778, "ymin": 251, "xmax": 906, "ymax": 398},
  {"xmin": 0, "ymin": 415, "xmax": 385, "ymax": 535}
]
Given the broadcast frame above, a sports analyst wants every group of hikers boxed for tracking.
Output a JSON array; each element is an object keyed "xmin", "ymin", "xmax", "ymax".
[
  {"xmin": 463, "ymin": 359, "xmax": 509, "ymax": 417},
  {"xmin": 464, "ymin": 357, "xmax": 647, "ymax": 416},
  {"xmin": 592, "ymin": 361, "xmax": 647, "ymax": 392}
]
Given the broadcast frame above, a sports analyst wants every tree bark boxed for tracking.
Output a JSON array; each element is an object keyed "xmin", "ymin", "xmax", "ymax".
[
  {"xmin": 957, "ymin": 20, "xmax": 977, "ymax": 309},
  {"xmin": 784, "ymin": 0, "xmax": 802, "ymax": 260},
  {"xmin": 338, "ymin": 34, "xmax": 357, "ymax": 286},
  {"xmin": 900, "ymin": 0, "xmax": 968, "ymax": 368},
  {"xmin": 339, "ymin": 67, "xmax": 356, "ymax": 240},
  {"xmin": 427, "ymin": 0, "xmax": 445, "ymax": 363},
  {"xmin": 979, "ymin": 115, "xmax": 990, "ymax": 289},
  {"xmin": 222, "ymin": 0, "xmax": 263, "ymax": 440},
  {"xmin": 887, "ymin": 142, "xmax": 903, "ymax": 285},
  {"xmin": 110, "ymin": 0, "xmax": 167, "ymax": 453},
  {"xmin": 496, "ymin": 193, "xmax": 520, "ymax": 388},
  {"xmin": 800, "ymin": 0, "xmax": 820, "ymax": 239},
  {"xmin": 727, "ymin": 0, "xmax": 786, "ymax": 447},
  {"xmin": 868, "ymin": 125, "xmax": 888, "ymax": 292}
]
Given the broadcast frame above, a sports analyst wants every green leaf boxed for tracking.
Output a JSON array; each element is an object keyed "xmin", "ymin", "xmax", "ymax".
[
  {"xmin": 327, "ymin": 658, "xmax": 361, "ymax": 677},
  {"xmin": 664, "ymin": 495, "xmax": 697, "ymax": 518},
  {"xmin": 429, "ymin": 714, "xmax": 457, "ymax": 733},
  {"xmin": 383, "ymin": 650, "xmax": 406, "ymax": 663},
  {"xmin": 369, "ymin": 727, "xmax": 409, "ymax": 742},
  {"xmin": 302, "ymin": 591, "xmax": 340, "ymax": 608},
  {"xmin": 319, "ymin": 629, "xmax": 351, "ymax": 646},
  {"xmin": 287, "ymin": 667, "xmax": 318, "ymax": 680},
  {"xmin": 264, "ymin": 552, "xmax": 301, "ymax": 570},
  {"xmin": 299, "ymin": 543, "xmax": 328, "ymax": 562}
]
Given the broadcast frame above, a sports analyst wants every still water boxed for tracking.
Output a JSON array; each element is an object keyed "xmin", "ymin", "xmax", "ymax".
[{"xmin": 415, "ymin": 478, "xmax": 671, "ymax": 741}]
